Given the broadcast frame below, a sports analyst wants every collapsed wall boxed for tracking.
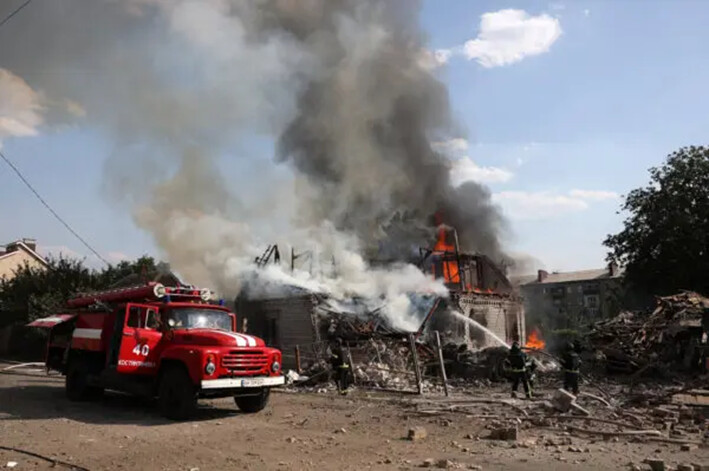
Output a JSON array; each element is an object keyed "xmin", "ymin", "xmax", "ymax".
[
  {"xmin": 460, "ymin": 293, "xmax": 524, "ymax": 347},
  {"xmin": 236, "ymin": 247, "xmax": 525, "ymax": 369}
]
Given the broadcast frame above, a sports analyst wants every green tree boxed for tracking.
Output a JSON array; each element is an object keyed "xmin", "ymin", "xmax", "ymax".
[
  {"xmin": 604, "ymin": 145, "xmax": 709, "ymax": 295},
  {"xmin": 0, "ymin": 255, "xmax": 162, "ymax": 327}
]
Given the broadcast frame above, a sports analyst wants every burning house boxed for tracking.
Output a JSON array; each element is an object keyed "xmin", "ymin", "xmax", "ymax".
[
  {"xmin": 419, "ymin": 225, "xmax": 525, "ymax": 350},
  {"xmin": 236, "ymin": 225, "xmax": 524, "ymax": 370}
]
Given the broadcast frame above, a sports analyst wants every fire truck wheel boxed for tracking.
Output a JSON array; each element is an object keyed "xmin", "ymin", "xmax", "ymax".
[
  {"xmin": 66, "ymin": 358, "xmax": 102, "ymax": 401},
  {"xmin": 158, "ymin": 367, "xmax": 197, "ymax": 420},
  {"xmin": 234, "ymin": 388, "xmax": 270, "ymax": 413}
]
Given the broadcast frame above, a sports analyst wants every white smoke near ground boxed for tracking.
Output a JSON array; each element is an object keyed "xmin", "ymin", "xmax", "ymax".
[{"xmin": 0, "ymin": 0, "xmax": 509, "ymax": 330}]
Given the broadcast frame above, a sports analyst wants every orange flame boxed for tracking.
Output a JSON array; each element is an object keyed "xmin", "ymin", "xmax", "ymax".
[
  {"xmin": 433, "ymin": 225, "xmax": 460, "ymax": 284},
  {"xmin": 525, "ymin": 328, "xmax": 546, "ymax": 350}
]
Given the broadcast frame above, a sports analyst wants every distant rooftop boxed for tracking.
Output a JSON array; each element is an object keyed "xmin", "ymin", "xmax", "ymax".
[{"xmin": 513, "ymin": 263, "xmax": 623, "ymax": 287}]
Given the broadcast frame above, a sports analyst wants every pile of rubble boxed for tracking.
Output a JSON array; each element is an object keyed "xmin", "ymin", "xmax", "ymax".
[
  {"xmin": 440, "ymin": 343, "xmax": 509, "ymax": 381},
  {"xmin": 352, "ymin": 337, "xmax": 420, "ymax": 390},
  {"xmin": 288, "ymin": 332, "xmax": 522, "ymax": 393},
  {"xmin": 585, "ymin": 291, "xmax": 709, "ymax": 374}
]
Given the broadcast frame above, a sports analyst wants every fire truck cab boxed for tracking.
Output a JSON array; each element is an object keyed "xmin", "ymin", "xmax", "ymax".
[{"xmin": 28, "ymin": 282, "xmax": 284, "ymax": 420}]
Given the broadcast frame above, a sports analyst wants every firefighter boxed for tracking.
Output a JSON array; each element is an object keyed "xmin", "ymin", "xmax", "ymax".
[
  {"xmin": 561, "ymin": 341, "xmax": 581, "ymax": 395},
  {"xmin": 330, "ymin": 337, "xmax": 350, "ymax": 395},
  {"xmin": 506, "ymin": 341, "xmax": 532, "ymax": 398}
]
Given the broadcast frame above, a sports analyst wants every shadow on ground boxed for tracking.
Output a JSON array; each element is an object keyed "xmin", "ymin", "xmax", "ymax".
[{"xmin": 0, "ymin": 371, "xmax": 241, "ymax": 426}]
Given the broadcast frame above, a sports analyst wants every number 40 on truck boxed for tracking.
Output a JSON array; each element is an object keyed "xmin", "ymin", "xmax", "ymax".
[{"xmin": 28, "ymin": 282, "xmax": 284, "ymax": 420}]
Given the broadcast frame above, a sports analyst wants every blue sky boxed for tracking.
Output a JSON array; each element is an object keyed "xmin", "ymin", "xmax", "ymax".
[{"xmin": 1, "ymin": 0, "xmax": 708, "ymax": 273}]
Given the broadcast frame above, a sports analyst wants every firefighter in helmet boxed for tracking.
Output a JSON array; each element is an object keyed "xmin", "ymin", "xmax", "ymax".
[
  {"xmin": 330, "ymin": 337, "xmax": 350, "ymax": 395},
  {"xmin": 561, "ymin": 341, "xmax": 581, "ymax": 394},
  {"xmin": 506, "ymin": 341, "xmax": 532, "ymax": 398}
]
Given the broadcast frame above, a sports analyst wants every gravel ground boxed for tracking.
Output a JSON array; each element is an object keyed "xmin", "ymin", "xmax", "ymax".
[{"xmin": 1, "ymin": 362, "xmax": 707, "ymax": 471}]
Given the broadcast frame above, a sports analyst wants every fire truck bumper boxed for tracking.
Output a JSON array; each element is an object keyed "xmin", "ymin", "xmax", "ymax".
[{"xmin": 200, "ymin": 376, "xmax": 285, "ymax": 389}]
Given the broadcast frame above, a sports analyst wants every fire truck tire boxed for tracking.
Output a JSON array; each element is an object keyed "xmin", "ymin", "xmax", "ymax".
[
  {"xmin": 158, "ymin": 366, "xmax": 197, "ymax": 420},
  {"xmin": 234, "ymin": 388, "xmax": 270, "ymax": 413},
  {"xmin": 66, "ymin": 358, "xmax": 102, "ymax": 401}
]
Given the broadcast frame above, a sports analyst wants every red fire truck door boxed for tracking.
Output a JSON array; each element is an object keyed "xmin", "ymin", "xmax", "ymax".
[{"xmin": 117, "ymin": 303, "xmax": 163, "ymax": 375}]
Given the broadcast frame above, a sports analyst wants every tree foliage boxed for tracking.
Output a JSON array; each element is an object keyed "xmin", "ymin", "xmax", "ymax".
[
  {"xmin": 0, "ymin": 255, "xmax": 162, "ymax": 327},
  {"xmin": 604, "ymin": 145, "xmax": 709, "ymax": 296}
]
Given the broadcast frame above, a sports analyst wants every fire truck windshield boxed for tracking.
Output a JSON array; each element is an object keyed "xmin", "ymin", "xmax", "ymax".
[{"xmin": 167, "ymin": 308, "xmax": 232, "ymax": 331}]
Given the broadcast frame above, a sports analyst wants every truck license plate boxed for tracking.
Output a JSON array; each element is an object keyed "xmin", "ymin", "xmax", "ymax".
[{"xmin": 241, "ymin": 378, "xmax": 266, "ymax": 387}]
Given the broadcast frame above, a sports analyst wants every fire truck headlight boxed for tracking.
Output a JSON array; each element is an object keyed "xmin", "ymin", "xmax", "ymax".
[
  {"xmin": 271, "ymin": 361, "xmax": 281, "ymax": 373},
  {"xmin": 205, "ymin": 360, "xmax": 216, "ymax": 376}
]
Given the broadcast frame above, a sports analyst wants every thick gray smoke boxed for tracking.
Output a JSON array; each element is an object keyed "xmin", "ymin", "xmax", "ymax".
[
  {"xmin": 260, "ymin": 1, "xmax": 508, "ymax": 261},
  {"xmin": 0, "ymin": 0, "xmax": 509, "ymax": 325}
]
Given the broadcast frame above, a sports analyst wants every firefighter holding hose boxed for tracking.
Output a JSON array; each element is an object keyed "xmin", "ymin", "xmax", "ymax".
[{"xmin": 505, "ymin": 341, "xmax": 532, "ymax": 399}]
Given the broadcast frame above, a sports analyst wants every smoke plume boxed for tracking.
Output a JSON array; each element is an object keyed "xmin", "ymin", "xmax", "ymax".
[{"xmin": 0, "ymin": 0, "xmax": 509, "ymax": 327}]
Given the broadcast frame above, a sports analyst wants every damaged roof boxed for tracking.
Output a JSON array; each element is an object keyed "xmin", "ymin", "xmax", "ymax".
[{"xmin": 514, "ymin": 267, "xmax": 624, "ymax": 286}]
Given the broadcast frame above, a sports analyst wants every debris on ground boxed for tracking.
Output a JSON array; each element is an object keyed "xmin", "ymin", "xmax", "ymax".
[
  {"xmin": 489, "ymin": 426, "xmax": 518, "ymax": 441},
  {"xmin": 585, "ymin": 291, "xmax": 709, "ymax": 375},
  {"xmin": 408, "ymin": 426, "xmax": 428, "ymax": 441}
]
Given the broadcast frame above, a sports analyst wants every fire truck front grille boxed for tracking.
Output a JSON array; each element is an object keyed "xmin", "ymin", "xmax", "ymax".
[{"xmin": 221, "ymin": 350, "xmax": 269, "ymax": 373}]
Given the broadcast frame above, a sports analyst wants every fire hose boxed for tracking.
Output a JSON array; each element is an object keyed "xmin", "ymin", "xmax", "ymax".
[{"xmin": 522, "ymin": 347, "xmax": 612, "ymax": 400}]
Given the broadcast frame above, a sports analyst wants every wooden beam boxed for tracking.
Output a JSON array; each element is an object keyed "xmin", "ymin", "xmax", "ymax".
[
  {"xmin": 434, "ymin": 331, "xmax": 449, "ymax": 397},
  {"xmin": 408, "ymin": 333, "xmax": 423, "ymax": 395}
]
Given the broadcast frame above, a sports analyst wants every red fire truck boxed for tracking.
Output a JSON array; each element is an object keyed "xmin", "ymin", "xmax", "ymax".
[{"xmin": 28, "ymin": 282, "xmax": 284, "ymax": 419}]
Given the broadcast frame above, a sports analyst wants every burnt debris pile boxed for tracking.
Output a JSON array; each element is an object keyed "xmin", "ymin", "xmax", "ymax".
[{"xmin": 585, "ymin": 291, "xmax": 709, "ymax": 375}]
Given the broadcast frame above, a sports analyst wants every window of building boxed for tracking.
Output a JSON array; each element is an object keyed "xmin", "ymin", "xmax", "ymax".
[{"xmin": 584, "ymin": 295, "xmax": 599, "ymax": 309}]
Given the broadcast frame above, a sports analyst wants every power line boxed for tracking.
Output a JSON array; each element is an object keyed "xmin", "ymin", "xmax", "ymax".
[
  {"xmin": 0, "ymin": 0, "xmax": 109, "ymax": 266},
  {"xmin": 0, "ymin": 0, "xmax": 33, "ymax": 30},
  {"xmin": 0, "ymin": 149, "xmax": 110, "ymax": 266}
]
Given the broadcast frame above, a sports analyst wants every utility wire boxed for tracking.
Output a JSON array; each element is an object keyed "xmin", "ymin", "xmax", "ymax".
[
  {"xmin": 0, "ymin": 149, "xmax": 110, "ymax": 266},
  {"xmin": 0, "ymin": 0, "xmax": 33, "ymax": 29},
  {"xmin": 0, "ymin": 0, "xmax": 109, "ymax": 266}
]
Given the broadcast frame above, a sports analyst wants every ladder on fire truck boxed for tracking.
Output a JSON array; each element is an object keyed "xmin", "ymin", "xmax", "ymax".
[{"xmin": 66, "ymin": 282, "xmax": 211, "ymax": 308}]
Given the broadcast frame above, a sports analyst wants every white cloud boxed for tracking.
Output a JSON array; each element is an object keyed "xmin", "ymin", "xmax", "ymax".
[
  {"xmin": 493, "ymin": 191, "xmax": 587, "ymax": 220},
  {"xmin": 583, "ymin": 9, "xmax": 591, "ymax": 17},
  {"xmin": 433, "ymin": 137, "xmax": 469, "ymax": 153},
  {"xmin": 569, "ymin": 189, "xmax": 619, "ymax": 201},
  {"xmin": 493, "ymin": 189, "xmax": 619, "ymax": 220},
  {"xmin": 451, "ymin": 157, "xmax": 513, "ymax": 186},
  {"xmin": 463, "ymin": 9, "xmax": 562, "ymax": 68},
  {"xmin": 0, "ymin": 69, "xmax": 45, "ymax": 140}
]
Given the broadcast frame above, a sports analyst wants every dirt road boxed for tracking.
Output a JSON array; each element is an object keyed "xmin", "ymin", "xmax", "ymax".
[{"xmin": 1, "ymin": 363, "xmax": 706, "ymax": 470}]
